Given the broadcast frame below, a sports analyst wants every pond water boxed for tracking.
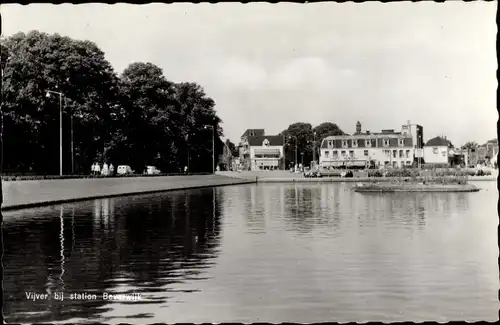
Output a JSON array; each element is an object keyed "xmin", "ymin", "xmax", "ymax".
[{"xmin": 3, "ymin": 181, "xmax": 498, "ymax": 323}]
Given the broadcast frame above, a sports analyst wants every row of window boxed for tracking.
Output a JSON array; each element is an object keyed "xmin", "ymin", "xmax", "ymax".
[
  {"xmin": 325, "ymin": 138, "xmax": 407, "ymax": 148},
  {"xmin": 432, "ymin": 147, "xmax": 447, "ymax": 157},
  {"xmin": 323, "ymin": 149, "xmax": 411, "ymax": 158}
]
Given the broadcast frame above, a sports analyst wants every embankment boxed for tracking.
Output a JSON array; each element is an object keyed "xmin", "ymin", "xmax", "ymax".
[{"xmin": 1, "ymin": 174, "xmax": 255, "ymax": 211}]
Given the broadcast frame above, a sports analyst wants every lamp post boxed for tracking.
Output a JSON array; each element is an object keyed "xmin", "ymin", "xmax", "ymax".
[
  {"xmin": 313, "ymin": 131, "xmax": 317, "ymax": 167},
  {"xmin": 288, "ymin": 136, "xmax": 298, "ymax": 169},
  {"xmin": 46, "ymin": 90, "xmax": 64, "ymax": 176},
  {"xmin": 301, "ymin": 152, "xmax": 304, "ymax": 169},
  {"xmin": 204, "ymin": 125, "xmax": 215, "ymax": 174}
]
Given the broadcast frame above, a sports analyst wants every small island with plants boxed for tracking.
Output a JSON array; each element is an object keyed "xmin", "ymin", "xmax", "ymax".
[{"xmin": 353, "ymin": 170, "xmax": 480, "ymax": 193}]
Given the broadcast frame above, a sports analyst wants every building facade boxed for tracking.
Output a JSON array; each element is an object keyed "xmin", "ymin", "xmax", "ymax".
[
  {"xmin": 238, "ymin": 129, "xmax": 284, "ymax": 170},
  {"xmin": 319, "ymin": 122, "xmax": 415, "ymax": 169},
  {"xmin": 423, "ymin": 136, "xmax": 450, "ymax": 166}
]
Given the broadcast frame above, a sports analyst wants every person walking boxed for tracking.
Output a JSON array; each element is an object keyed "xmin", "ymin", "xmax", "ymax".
[
  {"xmin": 109, "ymin": 163, "xmax": 114, "ymax": 176},
  {"xmin": 95, "ymin": 163, "xmax": 101, "ymax": 176},
  {"xmin": 91, "ymin": 163, "xmax": 96, "ymax": 175}
]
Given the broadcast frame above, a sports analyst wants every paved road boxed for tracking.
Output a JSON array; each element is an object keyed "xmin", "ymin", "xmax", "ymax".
[{"xmin": 2, "ymin": 174, "xmax": 254, "ymax": 210}]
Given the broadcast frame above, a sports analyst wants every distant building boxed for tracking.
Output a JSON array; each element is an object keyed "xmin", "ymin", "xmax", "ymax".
[
  {"xmin": 468, "ymin": 139, "xmax": 498, "ymax": 166},
  {"xmin": 319, "ymin": 121, "xmax": 415, "ymax": 169},
  {"xmin": 238, "ymin": 129, "xmax": 284, "ymax": 170},
  {"xmin": 423, "ymin": 136, "xmax": 451, "ymax": 166}
]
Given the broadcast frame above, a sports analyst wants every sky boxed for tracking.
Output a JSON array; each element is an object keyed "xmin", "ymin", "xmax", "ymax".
[{"xmin": 1, "ymin": 2, "xmax": 498, "ymax": 146}]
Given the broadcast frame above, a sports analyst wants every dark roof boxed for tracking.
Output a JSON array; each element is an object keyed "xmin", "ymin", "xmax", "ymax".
[
  {"xmin": 241, "ymin": 129, "xmax": 265, "ymax": 138},
  {"xmin": 425, "ymin": 136, "xmax": 449, "ymax": 147},
  {"xmin": 247, "ymin": 135, "xmax": 284, "ymax": 146}
]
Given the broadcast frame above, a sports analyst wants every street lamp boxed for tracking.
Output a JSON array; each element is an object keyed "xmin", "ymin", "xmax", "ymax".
[
  {"xmin": 204, "ymin": 125, "xmax": 215, "ymax": 174},
  {"xmin": 312, "ymin": 131, "xmax": 317, "ymax": 167},
  {"xmin": 288, "ymin": 135, "xmax": 298, "ymax": 169},
  {"xmin": 301, "ymin": 152, "xmax": 304, "ymax": 168},
  {"xmin": 46, "ymin": 89, "xmax": 64, "ymax": 176}
]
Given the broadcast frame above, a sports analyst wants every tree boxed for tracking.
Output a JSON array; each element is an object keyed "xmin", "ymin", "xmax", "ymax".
[
  {"xmin": 281, "ymin": 122, "xmax": 314, "ymax": 167},
  {"xmin": 173, "ymin": 82, "xmax": 222, "ymax": 173},
  {"xmin": 462, "ymin": 141, "xmax": 478, "ymax": 150},
  {"xmin": 313, "ymin": 122, "xmax": 345, "ymax": 142},
  {"xmin": 312, "ymin": 122, "xmax": 345, "ymax": 162},
  {"xmin": 1, "ymin": 31, "xmax": 119, "ymax": 174},
  {"xmin": 110, "ymin": 62, "xmax": 178, "ymax": 172}
]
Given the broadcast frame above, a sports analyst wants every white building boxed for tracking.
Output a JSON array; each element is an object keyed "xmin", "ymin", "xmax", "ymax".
[
  {"xmin": 319, "ymin": 121, "xmax": 418, "ymax": 169},
  {"xmin": 238, "ymin": 129, "xmax": 284, "ymax": 170},
  {"xmin": 423, "ymin": 136, "xmax": 450, "ymax": 166}
]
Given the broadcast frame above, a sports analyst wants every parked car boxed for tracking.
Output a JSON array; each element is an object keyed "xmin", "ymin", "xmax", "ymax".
[
  {"xmin": 117, "ymin": 165, "xmax": 134, "ymax": 175},
  {"xmin": 145, "ymin": 166, "xmax": 161, "ymax": 175}
]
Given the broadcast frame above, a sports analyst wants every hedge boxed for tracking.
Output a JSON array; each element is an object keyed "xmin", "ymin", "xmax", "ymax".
[{"xmin": 323, "ymin": 168, "xmax": 492, "ymax": 178}]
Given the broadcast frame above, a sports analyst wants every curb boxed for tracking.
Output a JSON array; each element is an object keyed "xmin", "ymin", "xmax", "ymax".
[{"xmin": 1, "ymin": 180, "xmax": 256, "ymax": 211}]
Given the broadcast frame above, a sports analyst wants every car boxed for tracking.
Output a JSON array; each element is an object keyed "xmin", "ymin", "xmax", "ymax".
[
  {"xmin": 117, "ymin": 165, "xmax": 134, "ymax": 175},
  {"xmin": 145, "ymin": 166, "xmax": 161, "ymax": 175}
]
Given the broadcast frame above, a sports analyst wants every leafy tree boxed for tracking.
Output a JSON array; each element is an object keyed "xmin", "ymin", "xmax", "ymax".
[
  {"xmin": 280, "ymin": 121, "xmax": 346, "ymax": 167},
  {"xmin": 461, "ymin": 141, "xmax": 478, "ymax": 150},
  {"xmin": 312, "ymin": 122, "xmax": 345, "ymax": 162},
  {"xmin": 1, "ymin": 30, "xmax": 225, "ymax": 175},
  {"xmin": 1, "ymin": 31, "xmax": 119, "ymax": 174},
  {"xmin": 313, "ymin": 122, "xmax": 345, "ymax": 142},
  {"xmin": 280, "ymin": 122, "xmax": 314, "ymax": 167},
  {"xmin": 173, "ymin": 82, "xmax": 222, "ymax": 173},
  {"xmin": 110, "ymin": 62, "xmax": 178, "ymax": 172}
]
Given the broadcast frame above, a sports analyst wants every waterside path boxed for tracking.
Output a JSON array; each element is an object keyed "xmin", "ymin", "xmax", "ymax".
[{"xmin": 1, "ymin": 175, "xmax": 255, "ymax": 211}]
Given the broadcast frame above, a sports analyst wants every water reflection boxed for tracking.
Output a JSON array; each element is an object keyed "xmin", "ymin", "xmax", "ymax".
[
  {"xmin": 3, "ymin": 188, "xmax": 222, "ymax": 323},
  {"xmin": 3, "ymin": 182, "xmax": 498, "ymax": 323}
]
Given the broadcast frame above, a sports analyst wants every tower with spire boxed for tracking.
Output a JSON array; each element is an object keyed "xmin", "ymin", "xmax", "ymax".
[{"xmin": 355, "ymin": 121, "xmax": 361, "ymax": 135}]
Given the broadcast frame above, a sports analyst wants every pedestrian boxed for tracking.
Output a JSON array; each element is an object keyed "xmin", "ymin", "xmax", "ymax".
[
  {"xmin": 109, "ymin": 163, "xmax": 114, "ymax": 176},
  {"xmin": 91, "ymin": 163, "xmax": 95, "ymax": 176},
  {"xmin": 184, "ymin": 166, "xmax": 188, "ymax": 174},
  {"xmin": 95, "ymin": 163, "xmax": 101, "ymax": 176},
  {"xmin": 102, "ymin": 162, "xmax": 109, "ymax": 176}
]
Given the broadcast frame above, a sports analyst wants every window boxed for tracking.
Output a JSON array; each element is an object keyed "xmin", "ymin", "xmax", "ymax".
[
  {"xmin": 399, "ymin": 139, "xmax": 404, "ymax": 146},
  {"xmin": 332, "ymin": 150, "xmax": 338, "ymax": 157},
  {"xmin": 393, "ymin": 150, "xmax": 397, "ymax": 158},
  {"xmin": 341, "ymin": 151, "xmax": 346, "ymax": 156},
  {"xmin": 365, "ymin": 139, "xmax": 371, "ymax": 147},
  {"xmin": 384, "ymin": 150, "xmax": 390, "ymax": 157},
  {"xmin": 405, "ymin": 150, "xmax": 410, "ymax": 158},
  {"xmin": 406, "ymin": 161, "xmax": 412, "ymax": 165},
  {"xmin": 349, "ymin": 150, "xmax": 354, "ymax": 157},
  {"xmin": 399, "ymin": 150, "xmax": 403, "ymax": 158},
  {"xmin": 433, "ymin": 148, "xmax": 438, "ymax": 154},
  {"xmin": 324, "ymin": 150, "xmax": 329, "ymax": 157},
  {"xmin": 364, "ymin": 150, "xmax": 369, "ymax": 156},
  {"xmin": 328, "ymin": 141, "xmax": 333, "ymax": 148},
  {"xmin": 352, "ymin": 139, "xmax": 358, "ymax": 147},
  {"xmin": 383, "ymin": 139, "xmax": 389, "ymax": 147},
  {"xmin": 384, "ymin": 161, "xmax": 390, "ymax": 166},
  {"xmin": 342, "ymin": 140, "xmax": 348, "ymax": 148}
]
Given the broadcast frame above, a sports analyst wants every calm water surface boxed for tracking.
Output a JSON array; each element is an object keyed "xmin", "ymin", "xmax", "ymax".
[{"xmin": 3, "ymin": 181, "xmax": 498, "ymax": 323}]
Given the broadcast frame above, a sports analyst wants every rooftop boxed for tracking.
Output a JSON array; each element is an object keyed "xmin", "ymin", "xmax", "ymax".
[{"xmin": 425, "ymin": 136, "xmax": 449, "ymax": 147}]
